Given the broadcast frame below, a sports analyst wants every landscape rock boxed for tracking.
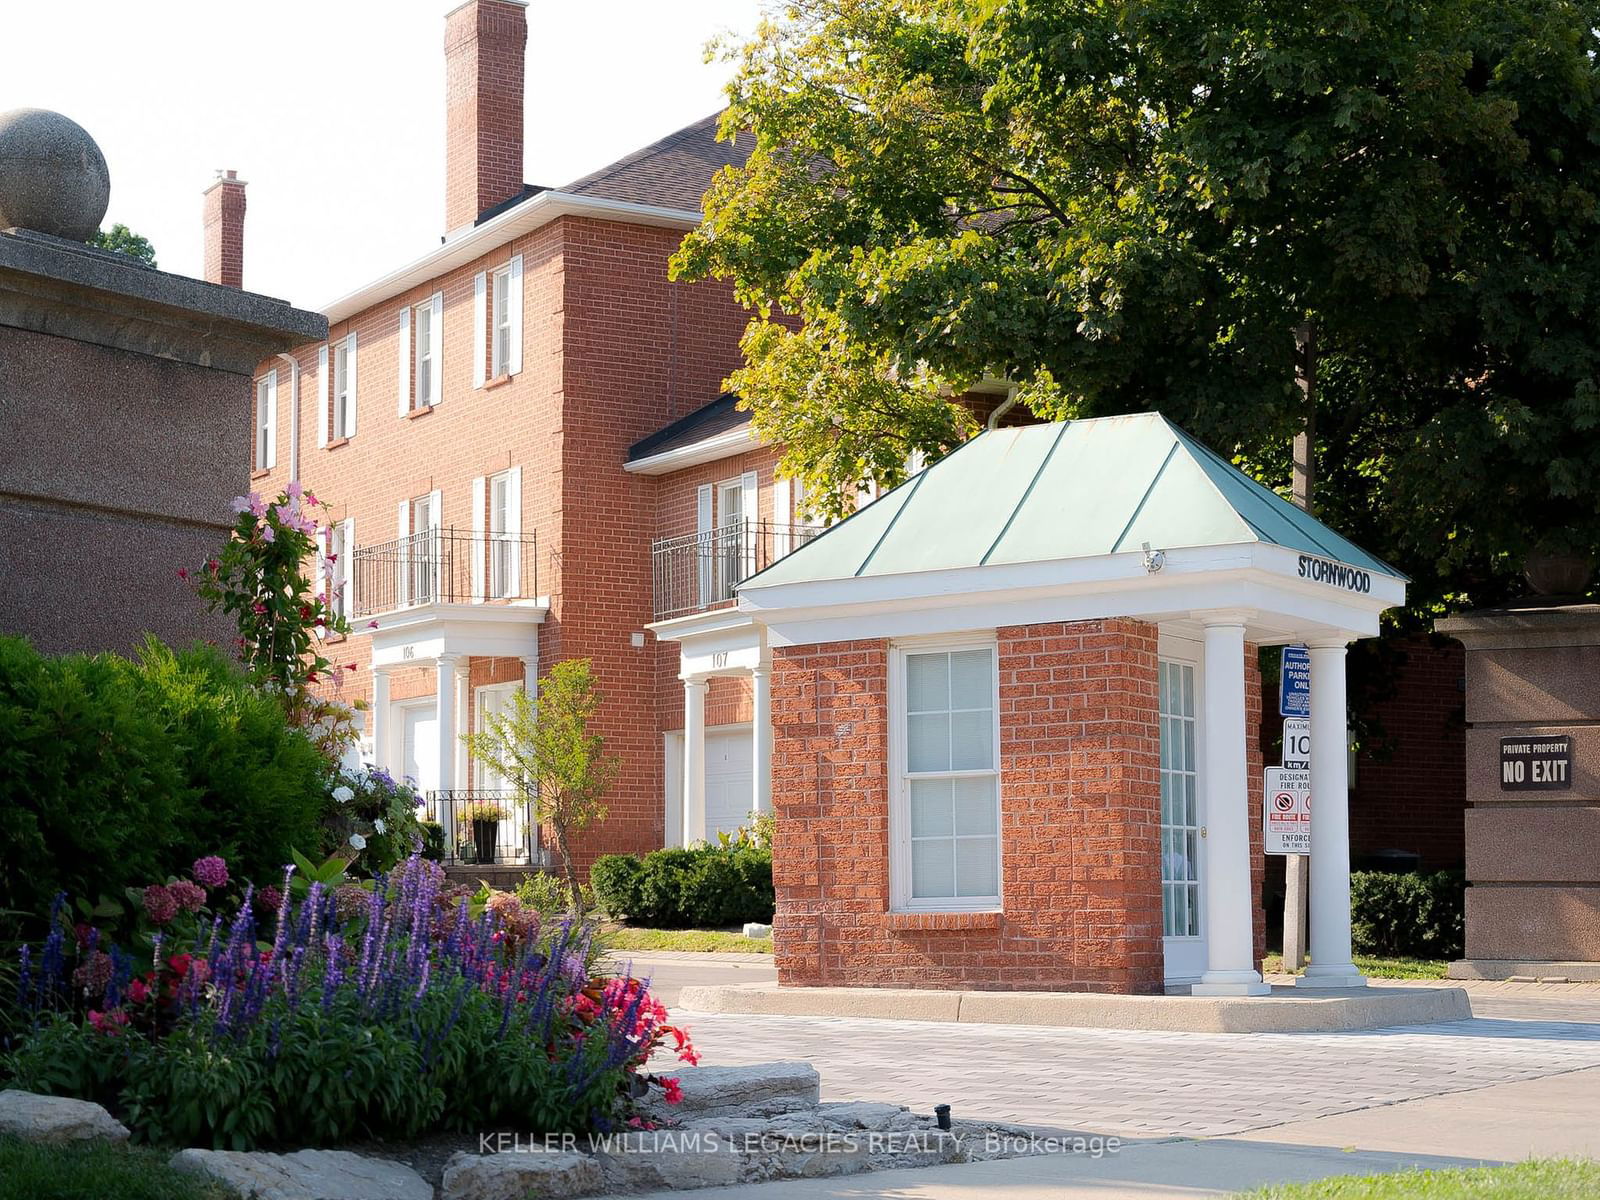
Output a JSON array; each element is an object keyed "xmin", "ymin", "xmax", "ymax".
[
  {"xmin": 168, "ymin": 1148, "xmax": 433, "ymax": 1200},
  {"xmin": 816, "ymin": 1101, "xmax": 912, "ymax": 1129},
  {"xmin": 0, "ymin": 1089, "xmax": 129, "ymax": 1144},
  {"xmin": 594, "ymin": 1127, "xmax": 744, "ymax": 1192},
  {"xmin": 441, "ymin": 1149, "xmax": 603, "ymax": 1199},
  {"xmin": 639, "ymin": 1061, "xmax": 820, "ymax": 1122}
]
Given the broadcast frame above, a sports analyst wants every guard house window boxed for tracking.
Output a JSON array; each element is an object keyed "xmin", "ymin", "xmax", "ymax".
[
  {"xmin": 894, "ymin": 643, "xmax": 1001, "ymax": 908},
  {"xmin": 491, "ymin": 267, "xmax": 511, "ymax": 378},
  {"xmin": 333, "ymin": 338, "xmax": 356, "ymax": 438},
  {"xmin": 1160, "ymin": 660, "xmax": 1200, "ymax": 938}
]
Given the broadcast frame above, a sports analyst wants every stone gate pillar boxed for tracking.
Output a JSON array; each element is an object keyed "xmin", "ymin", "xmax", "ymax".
[{"xmin": 1439, "ymin": 604, "xmax": 1600, "ymax": 980}]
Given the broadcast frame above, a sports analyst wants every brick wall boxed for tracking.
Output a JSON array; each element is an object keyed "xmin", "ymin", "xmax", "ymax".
[{"xmin": 770, "ymin": 620, "xmax": 1267, "ymax": 993}]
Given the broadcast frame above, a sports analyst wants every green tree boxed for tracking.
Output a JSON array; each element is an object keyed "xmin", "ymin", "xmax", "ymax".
[
  {"xmin": 673, "ymin": 0, "xmax": 1600, "ymax": 616},
  {"xmin": 462, "ymin": 659, "xmax": 619, "ymax": 905},
  {"xmin": 91, "ymin": 223, "xmax": 156, "ymax": 267}
]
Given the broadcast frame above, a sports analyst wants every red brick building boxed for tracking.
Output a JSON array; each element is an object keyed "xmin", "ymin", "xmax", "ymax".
[{"xmin": 238, "ymin": 0, "xmax": 800, "ymax": 868}]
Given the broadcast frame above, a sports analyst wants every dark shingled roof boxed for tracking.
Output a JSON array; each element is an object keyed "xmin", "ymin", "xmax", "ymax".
[
  {"xmin": 628, "ymin": 393, "xmax": 751, "ymax": 463},
  {"xmin": 563, "ymin": 113, "xmax": 752, "ymax": 211}
]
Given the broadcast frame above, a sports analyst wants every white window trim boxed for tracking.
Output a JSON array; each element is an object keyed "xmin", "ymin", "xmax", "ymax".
[
  {"xmin": 1157, "ymin": 631, "xmax": 1208, "ymax": 945},
  {"xmin": 490, "ymin": 264, "xmax": 512, "ymax": 379},
  {"xmin": 333, "ymin": 333, "xmax": 358, "ymax": 439},
  {"xmin": 255, "ymin": 371, "xmax": 277, "ymax": 471},
  {"xmin": 888, "ymin": 634, "xmax": 1003, "ymax": 913}
]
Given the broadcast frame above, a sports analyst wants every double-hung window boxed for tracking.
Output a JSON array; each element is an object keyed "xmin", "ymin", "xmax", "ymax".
[
  {"xmin": 491, "ymin": 267, "xmax": 511, "ymax": 378},
  {"xmin": 332, "ymin": 338, "xmax": 356, "ymax": 439},
  {"xmin": 893, "ymin": 642, "xmax": 1001, "ymax": 909},
  {"xmin": 411, "ymin": 493, "xmax": 435, "ymax": 604},
  {"xmin": 489, "ymin": 472, "xmax": 513, "ymax": 598},
  {"xmin": 253, "ymin": 372, "xmax": 276, "ymax": 471},
  {"xmin": 414, "ymin": 302, "xmax": 433, "ymax": 406}
]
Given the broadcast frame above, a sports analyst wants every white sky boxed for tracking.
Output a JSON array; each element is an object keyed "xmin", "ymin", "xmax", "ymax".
[{"xmin": 3, "ymin": 0, "xmax": 764, "ymax": 306}]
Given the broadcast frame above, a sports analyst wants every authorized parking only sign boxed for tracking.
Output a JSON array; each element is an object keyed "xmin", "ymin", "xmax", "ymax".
[{"xmin": 1264, "ymin": 766, "xmax": 1311, "ymax": 855}]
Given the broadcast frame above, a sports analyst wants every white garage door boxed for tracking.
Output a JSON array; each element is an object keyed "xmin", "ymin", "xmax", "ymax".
[{"xmin": 704, "ymin": 727, "xmax": 753, "ymax": 841}]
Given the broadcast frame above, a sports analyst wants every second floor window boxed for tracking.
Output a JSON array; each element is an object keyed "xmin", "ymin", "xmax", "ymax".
[
  {"xmin": 253, "ymin": 371, "xmax": 276, "ymax": 471},
  {"xmin": 411, "ymin": 492, "xmax": 435, "ymax": 604},
  {"xmin": 492, "ymin": 268, "xmax": 511, "ymax": 378},
  {"xmin": 328, "ymin": 334, "xmax": 357, "ymax": 441},
  {"xmin": 474, "ymin": 255, "xmax": 522, "ymax": 386},
  {"xmin": 415, "ymin": 302, "xmax": 433, "ymax": 406}
]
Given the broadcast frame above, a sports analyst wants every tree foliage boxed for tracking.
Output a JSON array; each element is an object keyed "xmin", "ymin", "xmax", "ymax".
[
  {"xmin": 462, "ymin": 660, "xmax": 619, "ymax": 905},
  {"xmin": 91, "ymin": 223, "xmax": 156, "ymax": 267},
  {"xmin": 673, "ymin": 0, "xmax": 1600, "ymax": 613}
]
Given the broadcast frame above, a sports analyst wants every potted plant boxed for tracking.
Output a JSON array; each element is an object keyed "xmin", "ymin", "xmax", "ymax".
[{"xmin": 462, "ymin": 800, "xmax": 511, "ymax": 865}]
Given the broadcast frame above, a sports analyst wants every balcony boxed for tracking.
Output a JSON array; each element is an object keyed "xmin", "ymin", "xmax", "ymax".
[
  {"xmin": 425, "ymin": 789, "xmax": 550, "ymax": 868},
  {"xmin": 352, "ymin": 528, "xmax": 538, "ymax": 618},
  {"xmin": 651, "ymin": 519, "xmax": 820, "ymax": 621}
]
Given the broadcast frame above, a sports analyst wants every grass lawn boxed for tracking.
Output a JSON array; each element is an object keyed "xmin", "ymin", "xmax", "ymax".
[
  {"xmin": 1237, "ymin": 1159, "xmax": 1600, "ymax": 1198},
  {"xmin": 0, "ymin": 1136, "xmax": 231, "ymax": 1200},
  {"xmin": 602, "ymin": 926, "xmax": 773, "ymax": 953},
  {"xmin": 1262, "ymin": 953, "xmax": 1448, "ymax": 980}
]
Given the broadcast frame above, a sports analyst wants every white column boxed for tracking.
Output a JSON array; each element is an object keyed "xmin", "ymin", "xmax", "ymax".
[
  {"xmin": 682, "ymin": 676, "xmax": 708, "ymax": 846},
  {"xmin": 436, "ymin": 654, "xmax": 458, "ymax": 796},
  {"xmin": 1192, "ymin": 616, "xmax": 1270, "ymax": 996},
  {"xmin": 454, "ymin": 660, "xmax": 470, "ymax": 790},
  {"xmin": 751, "ymin": 661, "xmax": 773, "ymax": 816},
  {"xmin": 371, "ymin": 667, "xmax": 391, "ymax": 770},
  {"xmin": 520, "ymin": 655, "xmax": 539, "ymax": 701},
  {"xmin": 1299, "ymin": 641, "xmax": 1367, "ymax": 989}
]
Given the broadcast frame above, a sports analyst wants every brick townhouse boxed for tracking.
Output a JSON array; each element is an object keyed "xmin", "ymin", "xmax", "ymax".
[{"xmin": 236, "ymin": 0, "xmax": 816, "ymax": 868}]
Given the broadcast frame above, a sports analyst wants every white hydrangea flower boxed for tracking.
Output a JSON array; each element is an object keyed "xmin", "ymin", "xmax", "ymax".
[
  {"xmin": 348, "ymin": 833, "xmax": 367, "ymax": 850},
  {"xmin": 374, "ymin": 819, "xmax": 387, "ymax": 834},
  {"xmin": 332, "ymin": 786, "xmax": 355, "ymax": 805}
]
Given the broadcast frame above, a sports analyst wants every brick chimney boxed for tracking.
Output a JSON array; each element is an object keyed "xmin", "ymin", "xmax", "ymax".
[
  {"xmin": 444, "ymin": 0, "xmax": 528, "ymax": 232},
  {"xmin": 202, "ymin": 169, "xmax": 246, "ymax": 288}
]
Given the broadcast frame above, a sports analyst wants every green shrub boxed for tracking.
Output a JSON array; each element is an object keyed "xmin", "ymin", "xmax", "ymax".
[
  {"xmin": 418, "ymin": 819, "xmax": 446, "ymax": 862},
  {"xmin": 0, "ymin": 636, "xmax": 325, "ymax": 940},
  {"xmin": 515, "ymin": 870, "xmax": 591, "ymax": 916},
  {"xmin": 591, "ymin": 845, "xmax": 774, "ymax": 928},
  {"xmin": 1350, "ymin": 869, "xmax": 1465, "ymax": 959}
]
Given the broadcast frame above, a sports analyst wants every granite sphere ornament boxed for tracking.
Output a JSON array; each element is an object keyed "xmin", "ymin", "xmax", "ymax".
[{"xmin": 0, "ymin": 108, "xmax": 111, "ymax": 241}]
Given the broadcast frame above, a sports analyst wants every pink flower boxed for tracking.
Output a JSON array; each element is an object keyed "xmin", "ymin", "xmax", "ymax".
[
  {"xmin": 304, "ymin": 490, "xmax": 319, "ymax": 506},
  {"xmin": 248, "ymin": 494, "xmax": 268, "ymax": 518},
  {"xmin": 142, "ymin": 884, "xmax": 178, "ymax": 925},
  {"xmin": 177, "ymin": 567, "xmax": 189, "ymax": 580},
  {"xmin": 286, "ymin": 480, "xmax": 304, "ymax": 500},
  {"xmin": 193, "ymin": 856, "xmax": 229, "ymax": 888},
  {"xmin": 87, "ymin": 1009, "xmax": 129, "ymax": 1036},
  {"xmin": 259, "ymin": 525, "xmax": 276, "ymax": 544},
  {"xmin": 254, "ymin": 885, "xmax": 283, "ymax": 914},
  {"xmin": 72, "ymin": 951, "xmax": 113, "ymax": 995},
  {"xmin": 169, "ymin": 880, "xmax": 206, "ymax": 914},
  {"xmin": 230, "ymin": 495, "xmax": 253, "ymax": 515},
  {"xmin": 661, "ymin": 1078, "xmax": 683, "ymax": 1106},
  {"xmin": 128, "ymin": 978, "xmax": 150, "ymax": 1005}
]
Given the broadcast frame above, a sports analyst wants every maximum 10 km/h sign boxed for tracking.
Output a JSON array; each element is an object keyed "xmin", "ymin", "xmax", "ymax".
[{"xmin": 1264, "ymin": 766, "xmax": 1310, "ymax": 855}]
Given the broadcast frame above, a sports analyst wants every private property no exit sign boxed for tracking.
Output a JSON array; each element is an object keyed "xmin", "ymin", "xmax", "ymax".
[{"xmin": 1500, "ymin": 735, "xmax": 1573, "ymax": 791}]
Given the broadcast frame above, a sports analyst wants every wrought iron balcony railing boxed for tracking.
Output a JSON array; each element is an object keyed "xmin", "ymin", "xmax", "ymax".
[
  {"xmin": 651, "ymin": 519, "xmax": 820, "ymax": 622},
  {"xmin": 352, "ymin": 527, "xmax": 538, "ymax": 618},
  {"xmin": 424, "ymin": 789, "xmax": 549, "ymax": 867}
]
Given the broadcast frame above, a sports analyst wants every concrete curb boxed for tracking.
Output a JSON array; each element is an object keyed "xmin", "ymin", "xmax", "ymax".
[{"xmin": 676, "ymin": 983, "xmax": 1473, "ymax": 1033}]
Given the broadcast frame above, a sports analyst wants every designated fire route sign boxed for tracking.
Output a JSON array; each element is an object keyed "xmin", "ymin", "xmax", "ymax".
[{"xmin": 1264, "ymin": 766, "xmax": 1310, "ymax": 855}]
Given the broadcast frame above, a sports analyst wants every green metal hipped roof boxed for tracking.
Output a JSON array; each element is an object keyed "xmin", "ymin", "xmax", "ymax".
[{"xmin": 745, "ymin": 413, "xmax": 1403, "ymax": 589}]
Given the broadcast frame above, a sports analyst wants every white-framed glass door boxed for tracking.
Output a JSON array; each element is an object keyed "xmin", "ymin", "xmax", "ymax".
[
  {"xmin": 1159, "ymin": 646, "xmax": 1207, "ymax": 984},
  {"xmin": 475, "ymin": 683, "xmax": 529, "ymax": 863}
]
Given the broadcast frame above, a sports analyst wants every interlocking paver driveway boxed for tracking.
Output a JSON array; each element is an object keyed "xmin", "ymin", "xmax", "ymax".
[{"xmin": 684, "ymin": 1011, "xmax": 1600, "ymax": 1137}]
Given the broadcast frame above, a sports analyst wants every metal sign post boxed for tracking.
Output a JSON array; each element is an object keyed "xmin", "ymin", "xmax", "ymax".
[{"xmin": 1278, "ymin": 650, "xmax": 1311, "ymax": 970}]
